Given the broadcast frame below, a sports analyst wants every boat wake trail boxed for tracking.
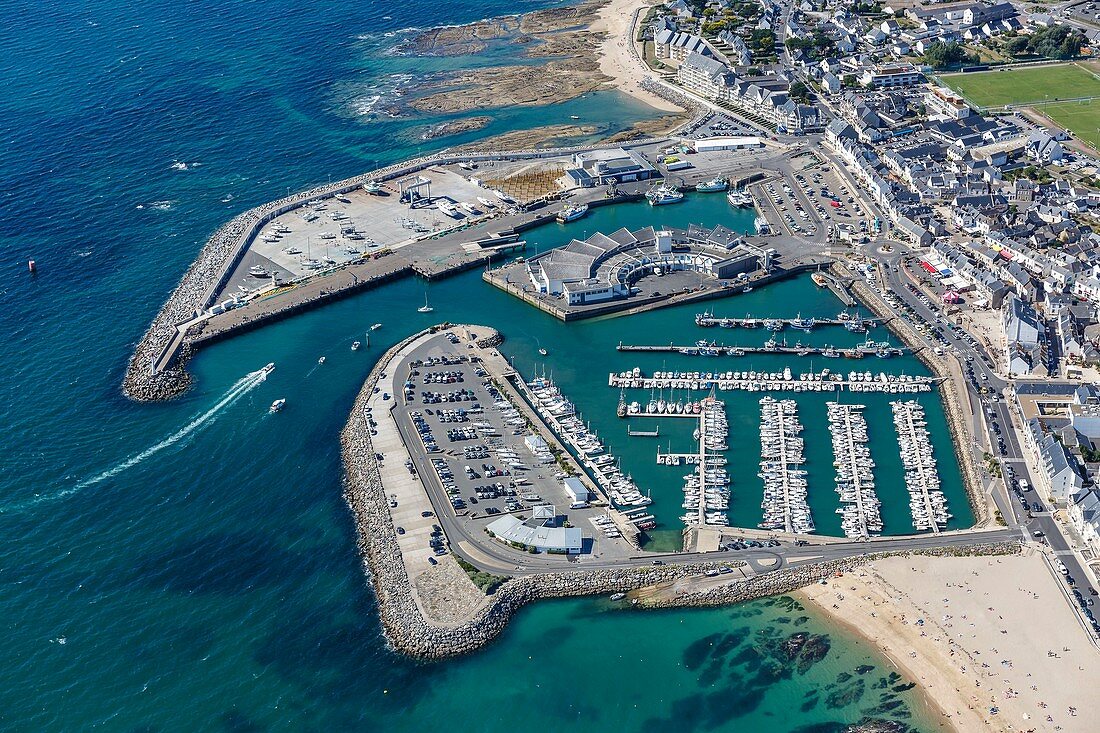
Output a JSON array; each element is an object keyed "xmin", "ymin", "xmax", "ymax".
[{"xmin": 2, "ymin": 368, "xmax": 270, "ymax": 514}]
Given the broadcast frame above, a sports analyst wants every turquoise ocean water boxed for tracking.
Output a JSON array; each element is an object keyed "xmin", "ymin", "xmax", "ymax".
[{"xmin": 0, "ymin": 1, "xmax": 951, "ymax": 729}]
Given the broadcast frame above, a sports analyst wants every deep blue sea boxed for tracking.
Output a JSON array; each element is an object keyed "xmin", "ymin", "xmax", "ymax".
[{"xmin": 0, "ymin": 2, "xmax": 947, "ymax": 729}]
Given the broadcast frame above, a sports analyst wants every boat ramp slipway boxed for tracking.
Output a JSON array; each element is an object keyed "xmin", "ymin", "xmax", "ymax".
[{"xmin": 608, "ymin": 367, "xmax": 937, "ymax": 393}]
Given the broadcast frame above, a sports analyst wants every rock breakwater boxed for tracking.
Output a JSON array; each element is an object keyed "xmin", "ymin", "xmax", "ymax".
[{"xmin": 342, "ymin": 327, "xmax": 1020, "ymax": 658}]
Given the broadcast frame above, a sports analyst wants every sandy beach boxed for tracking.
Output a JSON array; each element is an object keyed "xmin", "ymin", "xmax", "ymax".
[
  {"xmin": 800, "ymin": 552, "xmax": 1099, "ymax": 732},
  {"xmin": 590, "ymin": 0, "xmax": 685, "ymax": 113}
]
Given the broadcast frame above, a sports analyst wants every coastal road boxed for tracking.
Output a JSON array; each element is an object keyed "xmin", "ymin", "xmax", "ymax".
[{"xmin": 868, "ymin": 243, "xmax": 1100, "ymax": 620}]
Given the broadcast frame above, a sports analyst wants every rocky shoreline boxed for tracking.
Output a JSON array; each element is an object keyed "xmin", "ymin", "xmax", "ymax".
[
  {"xmin": 342, "ymin": 326, "xmax": 1019, "ymax": 659},
  {"xmin": 418, "ymin": 116, "xmax": 493, "ymax": 141}
]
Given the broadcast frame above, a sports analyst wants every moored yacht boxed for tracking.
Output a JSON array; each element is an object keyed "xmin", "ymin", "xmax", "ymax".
[{"xmin": 726, "ymin": 189, "xmax": 753, "ymax": 207}]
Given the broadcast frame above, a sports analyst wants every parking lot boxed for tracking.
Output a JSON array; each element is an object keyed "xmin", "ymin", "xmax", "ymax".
[
  {"xmin": 754, "ymin": 174, "xmax": 820, "ymax": 237},
  {"xmin": 388, "ymin": 328, "xmax": 637, "ymax": 559},
  {"xmin": 796, "ymin": 167, "xmax": 866, "ymax": 233},
  {"xmin": 224, "ymin": 167, "xmax": 517, "ymax": 295}
]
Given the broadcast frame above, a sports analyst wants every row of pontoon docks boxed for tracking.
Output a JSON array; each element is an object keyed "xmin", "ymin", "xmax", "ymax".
[
  {"xmin": 827, "ymin": 402, "xmax": 884, "ymax": 539},
  {"xmin": 694, "ymin": 310, "xmax": 879, "ymax": 333},
  {"xmin": 890, "ymin": 400, "xmax": 950, "ymax": 532},
  {"xmin": 680, "ymin": 398, "xmax": 731, "ymax": 527},
  {"xmin": 609, "ymin": 367, "xmax": 935, "ymax": 394},
  {"xmin": 758, "ymin": 397, "xmax": 813, "ymax": 534},
  {"xmin": 525, "ymin": 377, "xmax": 655, "ymax": 528}
]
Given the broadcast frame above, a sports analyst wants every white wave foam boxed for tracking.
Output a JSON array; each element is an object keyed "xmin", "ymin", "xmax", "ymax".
[{"xmin": 1, "ymin": 368, "xmax": 270, "ymax": 514}]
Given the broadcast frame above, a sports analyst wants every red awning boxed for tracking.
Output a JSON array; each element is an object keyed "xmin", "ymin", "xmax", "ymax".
[{"xmin": 920, "ymin": 260, "xmax": 938, "ymax": 274}]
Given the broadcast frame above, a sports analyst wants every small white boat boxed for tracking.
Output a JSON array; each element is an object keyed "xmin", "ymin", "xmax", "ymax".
[
  {"xmin": 370, "ymin": 323, "xmax": 383, "ymax": 331},
  {"xmin": 248, "ymin": 264, "xmax": 271, "ymax": 278},
  {"xmin": 570, "ymin": 115, "xmax": 580, "ymax": 120},
  {"xmin": 269, "ymin": 398, "xmax": 286, "ymax": 413},
  {"xmin": 261, "ymin": 362, "xmax": 276, "ymax": 376},
  {"xmin": 363, "ymin": 181, "xmax": 382, "ymax": 194},
  {"xmin": 318, "ymin": 356, "xmax": 326, "ymax": 364},
  {"xmin": 477, "ymin": 196, "xmax": 496, "ymax": 208},
  {"xmin": 351, "ymin": 341, "xmax": 361, "ymax": 351},
  {"xmin": 285, "ymin": 247, "xmax": 302, "ymax": 255},
  {"xmin": 417, "ymin": 293, "xmax": 434, "ymax": 313},
  {"xmin": 436, "ymin": 201, "xmax": 461, "ymax": 218},
  {"xmin": 727, "ymin": 189, "xmax": 754, "ymax": 207},
  {"xmin": 538, "ymin": 348, "xmax": 548, "ymax": 356}
]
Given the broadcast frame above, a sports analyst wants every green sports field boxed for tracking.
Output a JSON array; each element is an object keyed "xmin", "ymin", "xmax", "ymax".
[
  {"xmin": 940, "ymin": 63, "xmax": 1100, "ymax": 107},
  {"xmin": 1038, "ymin": 100, "xmax": 1100, "ymax": 149}
]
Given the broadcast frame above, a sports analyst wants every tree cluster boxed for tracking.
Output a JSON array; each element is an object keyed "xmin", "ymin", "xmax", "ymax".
[
  {"xmin": 1005, "ymin": 25, "xmax": 1085, "ymax": 59},
  {"xmin": 785, "ymin": 29, "xmax": 836, "ymax": 61},
  {"xmin": 921, "ymin": 40, "xmax": 978, "ymax": 69}
]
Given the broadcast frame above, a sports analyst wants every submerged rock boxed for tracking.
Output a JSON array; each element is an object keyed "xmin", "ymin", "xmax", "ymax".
[
  {"xmin": 825, "ymin": 679, "xmax": 866, "ymax": 709},
  {"xmin": 843, "ymin": 718, "xmax": 911, "ymax": 733},
  {"xmin": 683, "ymin": 632, "xmax": 723, "ymax": 671}
]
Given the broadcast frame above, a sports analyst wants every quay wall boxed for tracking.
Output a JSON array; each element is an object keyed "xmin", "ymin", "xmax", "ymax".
[
  {"xmin": 835, "ymin": 263, "xmax": 990, "ymax": 526},
  {"xmin": 188, "ymin": 263, "xmax": 413, "ymax": 348},
  {"xmin": 122, "ymin": 136, "xmax": 680, "ymax": 402},
  {"xmin": 342, "ymin": 324, "xmax": 1017, "ymax": 658}
]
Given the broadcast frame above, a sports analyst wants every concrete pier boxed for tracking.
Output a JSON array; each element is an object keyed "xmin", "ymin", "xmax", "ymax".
[
  {"xmin": 616, "ymin": 342, "xmax": 906, "ymax": 357},
  {"xmin": 891, "ymin": 400, "xmax": 946, "ymax": 534},
  {"xmin": 827, "ymin": 402, "xmax": 881, "ymax": 539}
]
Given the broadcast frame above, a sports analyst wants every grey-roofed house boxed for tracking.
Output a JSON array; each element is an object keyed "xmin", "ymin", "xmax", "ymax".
[
  {"xmin": 1027, "ymin": 418, "xmax": 1084, "ymax": 500},
  {"xmin": 1003, "ymin": 293, "xmax": 1045, "ymax": 376}
]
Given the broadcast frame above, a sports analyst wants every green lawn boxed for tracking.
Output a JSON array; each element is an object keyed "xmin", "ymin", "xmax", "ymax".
[
  {"xmin": 1039, "ymin": 100, "xmax": 1100, "ymax": 150},
  {"xmin": 940, "ymin": 63, "xmax": 1100, "ymax": 107}
]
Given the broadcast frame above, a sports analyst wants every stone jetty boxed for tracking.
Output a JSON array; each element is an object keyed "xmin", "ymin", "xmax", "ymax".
[
  {"xmin": 122, "ymin": 129, "xmax": 694, "ymax": 402},
  {"xmin": 342, "ymin": 326, "xmax": 1019, "ymax": 658}
]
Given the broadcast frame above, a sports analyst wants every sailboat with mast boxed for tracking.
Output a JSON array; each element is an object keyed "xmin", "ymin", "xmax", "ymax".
[{"xmin": 418, "ymin": 291, "xmax": 434, "ymax": 313}]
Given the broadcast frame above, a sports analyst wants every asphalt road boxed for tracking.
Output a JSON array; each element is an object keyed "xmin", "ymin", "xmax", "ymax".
[{"xmin": 866, "ymin": 245, "xmax": 1100, "ymax": 620}]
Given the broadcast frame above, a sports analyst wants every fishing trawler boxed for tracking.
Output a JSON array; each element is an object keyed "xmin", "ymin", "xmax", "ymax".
[
  {"xmin": 556, "ymin": 203, "xmax": 589, "ymax": 223},
  {"xmin": 646, "ymin": 184, "xmax": 684, "ymax": 206},
  {"xmin": 695, "ymin": 176, "xmax": 728, "ymax": 192},
  {"xmin": 789, "ymin": 314, "xmax": 815, "ymax": 331}
]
